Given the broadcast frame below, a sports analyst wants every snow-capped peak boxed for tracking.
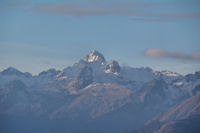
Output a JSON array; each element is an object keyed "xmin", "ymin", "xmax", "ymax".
[
  {"xmin": 83, "ymin": 50, "xmax": 106, "ymax": 64},
  {"xmin": 160, "ymin": 70, "xmax": 180, "ymax": 77}
]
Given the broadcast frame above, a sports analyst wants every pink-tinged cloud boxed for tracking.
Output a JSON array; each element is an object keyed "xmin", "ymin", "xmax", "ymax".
[
  {"xmin": 129, "ymin": 12, "xmax": 200, "ymax": 22},
  {"xmin": 2, "ymin": 2, "xmax": 200, "ymax": 21},
  {"xmin": 143, "ymin": 48, "xmax": 200, "ymax": 62},
  {"xmin": 31, "ymin": 2, "xmax": 200, "ymax": 21},
  {"xmin": 7, "ymin": 1, "xmax": 32, "ymax": 7},
  {"xmin": 32, "ymin": 3, "xmax": 155, "ymax": 17}
]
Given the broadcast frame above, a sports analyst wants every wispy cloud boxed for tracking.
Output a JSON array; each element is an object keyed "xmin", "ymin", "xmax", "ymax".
[
  {"xmin": 129, "ymin": 12, "xmax": 200, "ymax": 22},
  {"xmin": 0, "ymin": 1, "xmax": 32, "ymax": 10},
  {"xmin": 2, "ymin": 1, "xmax": 200, "ymax": 21},
  {"xmin": 31, "ymin": 2, "xmax": 155, "ymax": 16},
  {"xmin": 143, "ymin": 48, "xmax": 200, "ymax": 62},
  {"xmin": 6, "ymin": 1, "xmax": 32, "ymax": 7},
  {"xmin": 31, "ymin": 2, "xmax": 200, "ymax": 21}
]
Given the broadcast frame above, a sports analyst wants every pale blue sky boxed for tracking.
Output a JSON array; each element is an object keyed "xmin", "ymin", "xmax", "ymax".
[{"xmin": 0, "ymin": 0, "xmax": 200, "ymax": 75}]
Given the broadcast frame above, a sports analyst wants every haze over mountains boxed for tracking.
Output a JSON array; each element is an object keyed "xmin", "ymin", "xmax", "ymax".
[{"xmin": 0, "ymin": 50, "xmax": 200, "ymax": 133}]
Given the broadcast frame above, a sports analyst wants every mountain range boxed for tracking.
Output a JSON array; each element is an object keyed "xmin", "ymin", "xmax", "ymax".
[{"xmin": 0, "ymin": 50, "xmax": 199, "ymax": 133}]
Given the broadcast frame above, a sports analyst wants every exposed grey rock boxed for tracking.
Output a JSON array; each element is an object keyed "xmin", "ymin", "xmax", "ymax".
[{"xmin": 105, "ymin": 60, "xmax": 120, "ymax": 73}]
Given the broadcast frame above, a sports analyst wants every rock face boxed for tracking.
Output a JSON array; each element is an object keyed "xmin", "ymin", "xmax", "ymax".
[
  {"xmin": 68, "ymin": 66, "xmax": 93, "ymax": 92},
  {"xmin": 192, "ymin": 84, "xmax": 200, "ymax": 95},
  {"xmin": 155, "ymin": 93, "xmax": 200, "ymax": 122},
  {"xmin": 105, "ymin": 60, "xmax": 120, "ymax": 74},
  {"xmin": 51, "ymin": 83, "xmax": 132, "ymax": 120},
  {"xmin": 138, "ymin": 79, "xmax": 168, "ymax": 104},
  {"xmin": 0, "ymin": 50, "xmax": 199, "ymax": 133},
  {"xmin": 126, "ymin": 94, "xmax": 200, "ymax": 133},
  {"xmin": 185, "ymin": 71, "xmax": 200, "ymax": 82}
]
